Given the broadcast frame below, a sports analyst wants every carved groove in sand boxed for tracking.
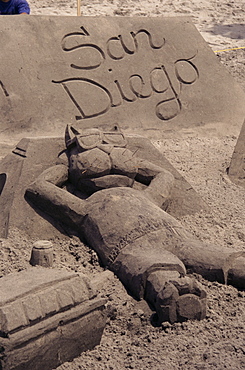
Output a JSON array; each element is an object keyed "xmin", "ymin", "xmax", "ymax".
[
  {"xmin": 0, "ymin": 80, "xmax": 9, "ymax": 97},
  {"xmin": 53, "ymin": 26, "xmax": 199, "ymax": 121}
]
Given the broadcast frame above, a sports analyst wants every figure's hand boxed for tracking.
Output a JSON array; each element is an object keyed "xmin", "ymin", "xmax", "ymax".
[
  {"xmin": 132, "ymin": 157, "xmax": 175, "ymax": 208},
  {"xmin": 143, "ymin": 170, "xmax": 175, "ymax": 208}
]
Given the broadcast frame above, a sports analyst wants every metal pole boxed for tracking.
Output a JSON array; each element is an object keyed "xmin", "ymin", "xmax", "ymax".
[{"xmin": 77, "ymin": 0, "xmax": 81, "ymax": 16}]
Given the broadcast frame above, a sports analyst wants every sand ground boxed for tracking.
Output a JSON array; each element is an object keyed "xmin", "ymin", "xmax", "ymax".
[{"xmin": 0, "ymin": 1, "xmax": 245, "ymax": 369}]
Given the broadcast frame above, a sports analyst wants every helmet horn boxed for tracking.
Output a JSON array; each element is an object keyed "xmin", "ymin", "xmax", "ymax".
[{"xmin": 65, "ymin": 125, "xmax": 80, "ymax": 148}]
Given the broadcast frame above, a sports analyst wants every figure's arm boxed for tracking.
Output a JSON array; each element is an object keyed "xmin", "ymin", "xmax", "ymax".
[
  {"xmin": 135, "ymin": 158, "xmax": 175, "ymax": 208},
  {"xmin": 25, "ymin": 164, "xmax": 86, "ymax": 231},
  {"xmin": 109, "ymin": 147, "xmax": 174, "ymax": 208}
]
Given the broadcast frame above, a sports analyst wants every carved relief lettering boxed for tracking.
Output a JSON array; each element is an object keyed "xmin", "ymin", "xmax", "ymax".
[
  {"xmin": 106, "ymin": 30, "xmax": 165, "ymax": 60},
  {"xmin": 53, "ymin": 27, "xmax": 199, "ymax": 122},
  {"xmin": 53, "ymin": 78, "xmax": 113, "ymax": 119},
  {"xmin": 0, "ymin": 80, "xmax": 9, "ymax": 97}
]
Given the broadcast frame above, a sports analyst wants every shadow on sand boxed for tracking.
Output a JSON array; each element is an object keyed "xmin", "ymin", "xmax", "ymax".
[{"xmin": 208, "ymin": 23, "xmax": 245, "ymax": 40}]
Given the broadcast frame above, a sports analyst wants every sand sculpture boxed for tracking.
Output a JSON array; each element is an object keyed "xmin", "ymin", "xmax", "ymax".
[
  {"xmin": 25, "ymin": 125, "xmax": 245, "ymax": 326},
  {"xmin": 0, "ymin": 268, "xmax": 106, "ymax": 370},
  {"xmin": 0, "ymin": 134, "xmax": 207, "ymax": 239},
  {"xmin": 1, "ymin": 15, "xmax": 245, "ymax": 369}
]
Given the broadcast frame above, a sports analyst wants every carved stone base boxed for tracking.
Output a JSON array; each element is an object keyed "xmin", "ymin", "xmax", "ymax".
[{"xmin": 0, "ymin": 268, "xmax": 106, "ymax": 370}]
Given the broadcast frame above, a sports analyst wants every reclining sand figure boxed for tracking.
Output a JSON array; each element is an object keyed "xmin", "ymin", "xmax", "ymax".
[{"xmin": 26, "ymin": 125, "xmax": 245, "ymax": 324}]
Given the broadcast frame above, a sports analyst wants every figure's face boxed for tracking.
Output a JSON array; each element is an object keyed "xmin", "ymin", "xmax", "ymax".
[
  {"xmin": 75, "ymin": 128, "xmax": 127, "ymax": 152},
  {"xmin": 67, "ymin": 125, "xmax": 137, "ymax": 192}
]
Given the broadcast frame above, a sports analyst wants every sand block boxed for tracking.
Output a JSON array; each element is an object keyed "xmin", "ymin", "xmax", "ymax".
[
  {"xmin": 0, "ymin": 16, "xmax": 244, "ymax": 139},
  {"xmin": 0, "ymin": 267, "xmax": 106, "ymax": 370},
  {"xmin": 228, "ymin": 120, "xmax": 245, "ymax": 188},
  {"xmin": 0, "ymin": 135, "xmax": 207, "ymax": 238},
  {"xmin": 0, "ymin": 137, "xmax": 65, "ymax": 238}
]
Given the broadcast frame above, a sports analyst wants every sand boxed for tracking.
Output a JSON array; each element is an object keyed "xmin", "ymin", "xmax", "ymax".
[{"xmin": 0, "ymin": 1, "xmax": 245, "ymax": 369}]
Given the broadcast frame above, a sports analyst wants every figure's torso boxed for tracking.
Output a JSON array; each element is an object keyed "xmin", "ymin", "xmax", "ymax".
[{"xmin": 81, "ymin": 187, "xmax": 187, "ymax": 265}]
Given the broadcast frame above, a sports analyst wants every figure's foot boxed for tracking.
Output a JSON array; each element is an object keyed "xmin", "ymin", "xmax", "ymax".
[
  {"xmin": 227, "ymin": 255, "xmax": 245, "ymax": 290},
  {"xmin": 145, "ymin": 270, "xmax": 207, "ymax": 324}
]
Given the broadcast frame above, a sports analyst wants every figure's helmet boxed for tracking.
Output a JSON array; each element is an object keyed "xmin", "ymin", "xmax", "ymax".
[{"xmin": 65, "ymin": 124, "xmax": 127, "ymax": 151}]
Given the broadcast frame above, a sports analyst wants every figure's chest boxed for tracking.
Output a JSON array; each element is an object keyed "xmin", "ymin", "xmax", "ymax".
[
  {"xmin": 69, "ymin": 147, "xmax": 138, "ymax": 179},
  {"xmin": 84, "ymin": 188, "xmax": 166, "ymax": 242}
]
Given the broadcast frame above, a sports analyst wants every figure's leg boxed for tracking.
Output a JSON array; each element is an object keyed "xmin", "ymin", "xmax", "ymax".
[
  {"xmin": 138, "ymin": 214, "xmax": 245, "ymax": 290},
  {"xmin": 111, "ymin": 238, "xmax": 207, "ymax": 324},
  {"xmin": 168, "ymin": 239, "xmax": 245, "ymax": 290}
]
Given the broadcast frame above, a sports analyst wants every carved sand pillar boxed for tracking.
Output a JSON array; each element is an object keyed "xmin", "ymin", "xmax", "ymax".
[{"xmin": 30, "ymin": 240, "xmax": 54, "ymax": 267}]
